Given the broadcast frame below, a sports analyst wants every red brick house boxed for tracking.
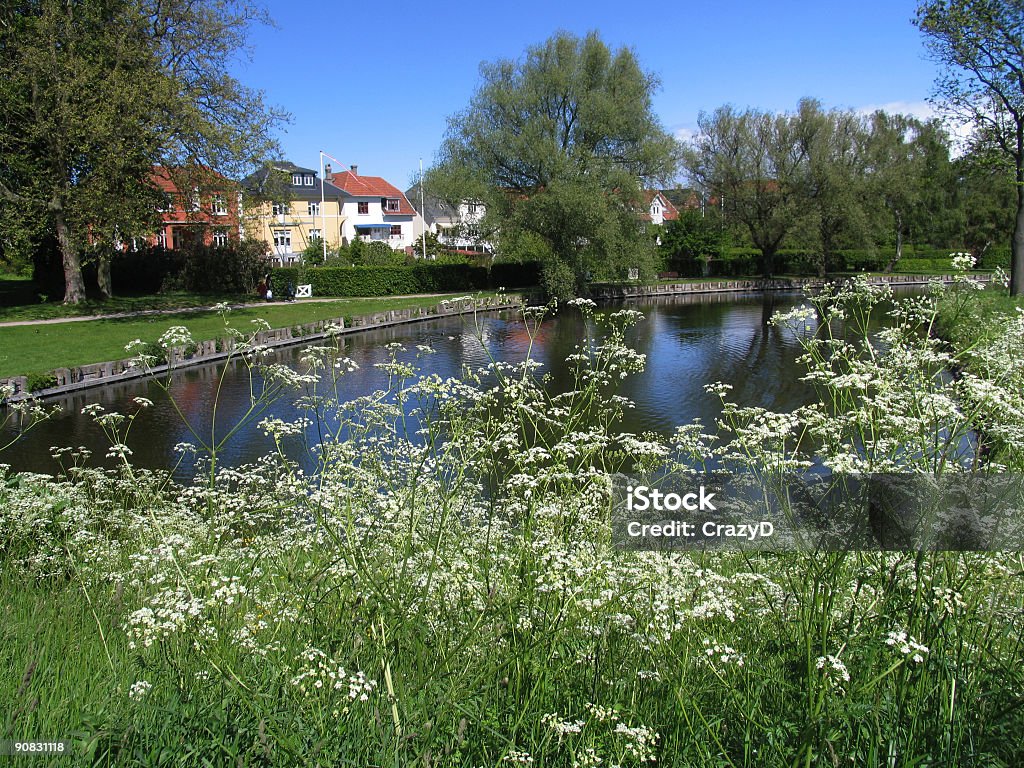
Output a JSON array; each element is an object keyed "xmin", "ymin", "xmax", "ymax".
[{"xmin": 149, "ymin": 166, "xmax": 242, "ymax": 250}]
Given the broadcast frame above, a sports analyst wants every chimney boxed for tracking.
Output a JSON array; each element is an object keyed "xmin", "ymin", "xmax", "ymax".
[
  {"xmin": 350, "ymin": 164, "xmax": 358, "ymax": 176},
  {"xmin": 325, "ymin": 163, "xmax": 331, "ymax": 177}
]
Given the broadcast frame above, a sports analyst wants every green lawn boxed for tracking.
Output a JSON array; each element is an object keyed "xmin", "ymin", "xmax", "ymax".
[
  {"xmin": 0, "ymin": 287, "xmax": 252, "ymax": 323},
  {"xmin": 0, "ymin": 294, "xmax": 500, "ymax": 379}
]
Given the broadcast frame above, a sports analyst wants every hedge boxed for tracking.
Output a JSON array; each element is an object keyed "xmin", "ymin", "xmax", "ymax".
[
  {"xmin": 666, "ymin": 248, "xmax": 983, "ymax": 278},
  {"xmin": 271, "ymin": 261, "xmax": 541, "ymax": 297}
]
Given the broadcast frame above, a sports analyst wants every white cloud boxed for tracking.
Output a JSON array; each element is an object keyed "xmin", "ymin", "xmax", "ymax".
[
  {"xmin": 855, "ymin": 99, "xmax": 940, "ymax": 123},
  {"xmin": 856, "ymin": 99, "xmax": 973, "ymax": 148},
  {"xmin": 672, "ymin": 126, "xmax": 696, "ymax": 145}
]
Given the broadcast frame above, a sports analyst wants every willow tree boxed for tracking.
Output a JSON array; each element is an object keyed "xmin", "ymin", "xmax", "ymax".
[
  {"xmin": 683, "ymin": 105, "xmax": 807, "ymax": 277},
  {"xmin": 916, "ymin": 0, "xmax": 1024, "ymax": 294},
  {"xmin": 428, "ymin": 31, "xmax": 678, "ymax": 298}
]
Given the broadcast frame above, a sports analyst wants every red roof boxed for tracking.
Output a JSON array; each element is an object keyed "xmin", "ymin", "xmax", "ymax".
[
  {"xmin": 150, "ymin": 165, "xmax": 232, "ymax": 192},
  {"xmin": 640, "ymin": 190, "xmax": 679, "ymax": 222},
  {"xmin": 328, "ymin": 170, "xmax": 417, "ymax": 215}
]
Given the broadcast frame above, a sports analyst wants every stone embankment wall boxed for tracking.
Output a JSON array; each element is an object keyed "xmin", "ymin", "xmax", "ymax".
[
  {"xmin": 589, "ymin": 274, "xmax": 981, "ymax": 300},
  {"xmin": 1, "ymin": 296, "xmax": 519, "ymax": 402}
]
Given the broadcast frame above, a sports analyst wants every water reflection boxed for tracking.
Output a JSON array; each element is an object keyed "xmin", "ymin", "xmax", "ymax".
[{"xmin": 0, "ymin": 289, "xmax": 907, "ymax": 478}]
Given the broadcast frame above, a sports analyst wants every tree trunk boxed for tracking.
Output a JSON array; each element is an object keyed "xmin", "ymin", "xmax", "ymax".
[
  {"xmin": 885, "ymin": 210, "xmax": 903, "ymax": 274},
  {"xmin": 54, "ymin": 207, "xmax": 87, "ymax": 304},
  {"xmin": 1011, "ymin": 181, "xmax": 1024, "ymax": 297},
  {"xmin": 97, "ymin": 255, "xmax": 113, "ymax": 300},
  {"xmin": 760, "ymin": 245, "xmax": 776, "ymax": 278}
]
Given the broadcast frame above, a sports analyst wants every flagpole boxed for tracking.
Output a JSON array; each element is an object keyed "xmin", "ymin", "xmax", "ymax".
[
  {"xmin": 319, "ymin": 150, "xmax": 328, "ymax": 264},
  {"xmin": 419, "ymin": 158, "xmax": 426, "ymax": 260}
]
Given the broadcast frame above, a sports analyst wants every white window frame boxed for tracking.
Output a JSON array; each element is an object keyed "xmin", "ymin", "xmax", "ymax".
[
  {"xmin": 272, "ymin": 201, "xmax": 288, "ymax": 216},
  {"xmin": 292, "ymin": 174, "xmax": 303, "ymax": 185},
  {"xmin": 308, "ymin": 201, "xmax": 320, "ymax": 217},
  {"xmin": 309, "ymin": 228, "xmax": 322, "ymax": 241},
  {"xmin": 273, "ymin": 229, "xmax": 291, "ymax": 249},
  {"xmin": 212, "ymin": 194, "xmax": 227, "ymax": 215},
  {"xmin": 383, "ymin": 198, "xmax": 400, "ymax": 213},
  {"xmin": 304, "ymin": 174, "xmax": 314, "ymax": 186},
  {"xmin": 212, "ymin": 229, "xmax": 229, "ymax": 247}
]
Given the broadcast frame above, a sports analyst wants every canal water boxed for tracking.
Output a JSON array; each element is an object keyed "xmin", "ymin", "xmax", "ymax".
[{"xmin": 0, "ymin": 290, "xmax": 876, "ymax": 479}]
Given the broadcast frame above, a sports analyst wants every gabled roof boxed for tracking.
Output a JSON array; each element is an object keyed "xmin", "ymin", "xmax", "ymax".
[
  {"xmin": 329, "ymin": 170, "xmax": 417, "ymax": 215},
  {"xmin": 242, "ymin": 161, "xmax": 345, "ymax": 200},
  {"xmin": 640, "ymin": 190, "xmax": 679, "ymax": 222},
  {"xmin": 405, "ymin": 183, "xmax": 461, "ymax": 224}
]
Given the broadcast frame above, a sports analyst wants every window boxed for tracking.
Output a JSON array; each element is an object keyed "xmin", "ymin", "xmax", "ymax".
[
  {"xmin": 157, "ymin": 193, "xmax": 173, "ymax": 212},
  {"xmin": 273, "ymin": 229, "xmax": 291, "ymax": 249},
  {"xmin": 188, "ymin": 189, "xmax": 200, "ymax": 212},
  {"xmin": 172, "ymin": 228, "xmax": 185, "ymax": 250},
  {"xmin": 273, "ymin": 202, "xmax": 288, "ymax": 216},
  {"xmin": 382, "ymin": 198, "xmax": 400, "ymax": 213},
  {"xmin": 308, "ymin": 201, "xmax": 320, "ymax": 216},
  {"xmin": 304, "ymin": 174, "xmax": 314, "ymax": 186},
  {"xmin": 390, "ymin": 225, "xmax": 402, "ymax": 237},
  {"xmin": 212, "ymin": 229, "xmax": 228, "ymax": 247},
  {"xmin": 292, "ymin": 174, "xmax": 303, "ymax": 185},
  {"xmin": 357, "ymin": 201, "xmax": 369, "ymax": 215},
  {"xmin": 309, "ymin": 228, "xmax": 321, "ymax": 241},
  {"xmin": 156, "ymin": 231, "xmax": 167, "ymax": 248},
  {"xmin": 467, "ymin": 202, "xmax": 479, "ymax": 214},
  {"xmin": 212, "ymin": 194, "xmax": 227, "ymax": 215}
]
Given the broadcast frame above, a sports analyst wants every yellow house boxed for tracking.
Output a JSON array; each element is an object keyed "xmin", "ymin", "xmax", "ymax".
[{"xmin": 242, "ymin": 161, "xmax": 346, "ymax": 264}]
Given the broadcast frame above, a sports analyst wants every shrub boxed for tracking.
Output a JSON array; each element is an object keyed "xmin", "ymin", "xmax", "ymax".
[
  {"xmin": 25, "ymin": 371, "xmax": 57, "ymax": 392},
  {"xmin": 272, "ymin": 262, "xmax": 541, "ymax": 297}
]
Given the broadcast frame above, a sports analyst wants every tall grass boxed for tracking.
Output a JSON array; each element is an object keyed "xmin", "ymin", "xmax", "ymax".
[{"xmin": 0, "ymin": 284, "xmax": 1022, "ymax": 766}]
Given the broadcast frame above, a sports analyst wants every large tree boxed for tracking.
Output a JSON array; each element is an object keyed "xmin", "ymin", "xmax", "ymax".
[
  {"xmin": 915, "ymin": 0, "xmax": 1024, "ymax": 294},
  {"xmin": 0, "ymin": 0, "xmax": 283, "ymax": 303},
  {"xmin": 427, "ymin": 31, "xmax": 677, "ymax": 298},
  {"xmin": 864, "ymin": 112, "xmax": 956, "ymax": 269},
  {"xmin": 683, "ymin": 104, "xmax": 807, "ymax": 276},
  {"xmin": 792, "ymin": 99, "xmax": 874, "ymax": 275}
]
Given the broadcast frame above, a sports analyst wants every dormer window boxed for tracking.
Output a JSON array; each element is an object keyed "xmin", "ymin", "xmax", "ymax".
[
  {"xmin": 382, "ymin": 198, "xmax": 400, "ymax": 213},
  {"xmin": 292, "ymin": 173, "xmax": 303, "ymax": 185},
  {"xmin": 304, "ymin": 174, "xmax": 314, "ymax": 186}
]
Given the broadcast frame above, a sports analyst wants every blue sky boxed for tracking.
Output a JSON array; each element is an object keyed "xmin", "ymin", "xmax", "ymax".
[{"xmin": 232, "ymin": 0, "xmax": 940, "ymax": 190}]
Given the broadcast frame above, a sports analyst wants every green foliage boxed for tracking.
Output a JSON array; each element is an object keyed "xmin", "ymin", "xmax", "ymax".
[
  {"xmin": 352, "ymin": 240, "xmax": 406, "ymax": 267},
  {"xmin": 272, "ymin": 262, "xmax": 542, "ymax": 297},
  {"xmin": 0, "ymin": 0, "xmax": 284, "ymax": 303},
  {"xmin": 915, "ymin": 0, "xmax": 1024, "ymax": 294},
  {"xmin": 301, "ymin": 240, "xmax": 327, "ymax": 266},
  {"xmin": 273, "ymin": 265, "xmax": 479, "ymax": 296},
  {"xmin": 25, "ymin": 372, "xmax": 57, "ymax": 392},
  {"xmin": 428, "ymin": 31, "xmax": 677, "ymax": 298},
  {"xmin": 659, "ymin": 209, "xmax": 729, "ymax": 274},
  {"xmin": 684, "ymin": 100, "xmax": 987, "ymax": 277},
  {"xmin": 410, "ymin": 231, "xmax": 448, "ymax": 260}
]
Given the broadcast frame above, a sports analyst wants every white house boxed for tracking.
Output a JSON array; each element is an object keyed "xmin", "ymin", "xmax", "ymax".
[
  {"xmin": 406, "ymin": 183, "xmax": 492, "ymax": 255},
  {"xmin": 643, "ymin": 190, "xmax": 680, "ymax": 226},
  {"xmin": 326, "ymin": 165, "xmax": 417, "ymax": 251}
]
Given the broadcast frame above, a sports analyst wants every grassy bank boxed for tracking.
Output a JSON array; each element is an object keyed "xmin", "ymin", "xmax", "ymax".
[
  {"xmin": 0, "ymin": 294, "xmax": 503, "ymax": 380},
  {"xmin": 935, "ymin": 287, "xmax": 1024, "ymax": 347}
]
